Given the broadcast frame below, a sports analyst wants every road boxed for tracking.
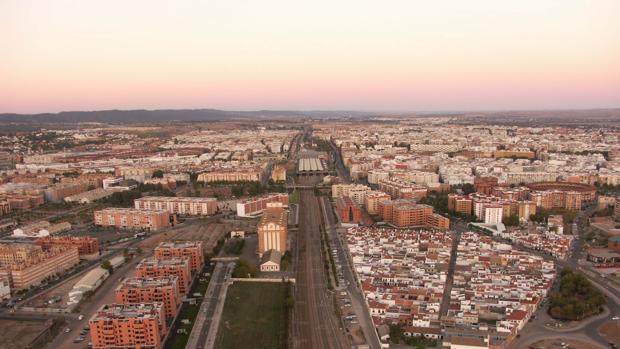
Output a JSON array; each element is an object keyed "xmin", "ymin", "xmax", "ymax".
[
  {"xmin": 320, "ymin": 196, "xmax": 381, "ymax": 349},
  {"xmin": 327, "ymin": 139, "xmax": 351, "ymax": 183},
  {"xmin": 292, "ymin": 176, "xmax": 349, "ymax": 349},
  {"xmin": 439, "ymin": 229, "xmax": 460, "ymax": 319},
  {"xmin": 46, "ymin": 252, "xmax": 144, "ymax": 349},
  {"xmin": 186, "ymin": 262, "xmax": 234, "ymax": 349}
]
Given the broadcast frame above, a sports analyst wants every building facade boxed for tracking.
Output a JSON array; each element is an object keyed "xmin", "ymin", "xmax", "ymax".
[
  {"xmin": 257, "ymin": 206, "xmax": 288, "ymax": 257},
  {"xmin": 115, "ymin": 277, "xmax": 181, "ymax": 319},
  {"xmin": 154, "ymin": 241, "xmax": 204, "ymax": 274},
  {"xmin": 135, "ymin": 257, "xmax": 191, "ymax": 294},
  {"xmin": 336, "ymin": 196, "xmax": 362, "ymax": 224},
  {"xmin": 236, "ymin": 193, "xmax": 289, "ymax": 217},
  {"xmin": 135, "ymin": 196, "xmax": 217, "ymax": 216},
  {"xmin": 378, "ymin": 199, "xmax": 449, "ymax": 229},
  {"xmin": 36, "ymin": 236, "xmax": 99, "ymax": 256},
  {"xmin": 94, "ymin": 208, "xmax": 171, "ymax": 231},
  {"xmin": 89, "ymin": 303, "xmax": 167, "ymax": 349},
  {"xmin": 0, "ymin": 244, "xmax": 79, "ymax": 289}
]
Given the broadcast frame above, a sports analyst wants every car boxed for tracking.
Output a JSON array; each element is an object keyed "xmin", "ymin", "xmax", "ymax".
[
  {"xmin": 612, "ymin": 316, "xmax": 619, "ymax": 320},
  {"xmin": 78, "ymin": 314, "xmax": 85, "ymax": 320},
  {"xmin": 64, "ymin": 328, "xmax": 71, "ymax": 333}
]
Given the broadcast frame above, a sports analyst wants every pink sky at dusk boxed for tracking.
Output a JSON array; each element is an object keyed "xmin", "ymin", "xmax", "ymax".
[{"xmin": 1, "ymin": 0, "xmax": 619, "ymax": 113}]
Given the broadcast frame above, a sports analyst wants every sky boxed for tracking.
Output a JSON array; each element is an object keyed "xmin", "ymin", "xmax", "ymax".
[{"xmin": 1, "ymin": 0, "xmax": 619, "ymax": 113}]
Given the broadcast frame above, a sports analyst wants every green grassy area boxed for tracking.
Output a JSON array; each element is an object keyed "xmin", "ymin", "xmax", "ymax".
[
  {"xmin": 165, "ymin": 267, "xmax": 212, "ymax": 349},
  {"xmin": 289, "ymin": 190, "xmax": 300, "ymax": 204},
  {"xmin": 215, "ymin": 282, "xmax": 290, "ymax": 349}
]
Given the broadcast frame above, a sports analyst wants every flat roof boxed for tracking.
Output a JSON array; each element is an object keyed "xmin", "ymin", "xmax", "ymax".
[{"xmin": 298, "ymin": 157, "xmax": 325, "ymax": 172}]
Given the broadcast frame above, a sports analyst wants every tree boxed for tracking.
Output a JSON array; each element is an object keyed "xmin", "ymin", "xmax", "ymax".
[
  {"xmin": 389, "ymin": 324, "xmax": 404, "ymax": 344},
  {"xmin": 152, "ymin": 169, "xmax": 164, "ymax": 178},
  {"xmin": 189, "ymin": 172, "xmax": 199, "ymax": 183},
  {"xmin": 104, "ymin": 190, "xmax": 142, "ymax": 207},
  {"xmin": 101, "ymin": 260, "xmax": 113, "ymax": 273},
  {"xmin": 461, "ymin": 183, "xmax": 475, "ymax": 195},
  {"xmin": 232, "ymin": 259, "xmax": 258, "ymax": 278},
  {"xmin": 224, "ymin": 238, "xmax": 245, "ymax": 255},
  {"xmin": 548, "ymin": 268, "xmax": 606, "ymax": 321},
  {"xmin": 502, "ymin": 214, "xmax": 520, "ymax": 227}
]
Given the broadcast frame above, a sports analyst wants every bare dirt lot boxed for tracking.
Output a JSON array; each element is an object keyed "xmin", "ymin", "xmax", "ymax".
[
  {"xmin": 0, "ymin": 319, "xmax": 53, "ymax": 349},
  {"xmin": 530, "ymin": 338, "xmax": 607, "ymax": 349},
  {"xmin": 138, "ymin": 217, "xmax": 257, "ymax": 253},
  {"xmin": 599, "ymin": 320, "xmax": 620, "ymax": 346}
]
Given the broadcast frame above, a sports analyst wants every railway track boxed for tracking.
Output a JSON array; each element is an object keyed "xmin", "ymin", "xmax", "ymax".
[{"xmin": 292, "ymin": 181, "xmax": 348, "ymax": 349}]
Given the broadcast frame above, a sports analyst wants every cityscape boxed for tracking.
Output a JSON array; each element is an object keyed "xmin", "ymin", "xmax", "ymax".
[{"xmin": 2, "ymin": 1, "xmax": 620, "ymax": 349}]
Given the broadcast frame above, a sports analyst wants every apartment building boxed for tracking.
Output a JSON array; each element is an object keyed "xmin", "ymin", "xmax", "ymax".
[
  {"xmin": 135, "ymin": 196, "xmax": 218, "ymax": 216},
  {"xmin": 364, "ymin": 191, "xmax": 391, "ymax": 215},
  {"xmin": 336, "ymin": 196, "xmax": 362, "ymax": 224},
  {"xmin": 378, "ymin": 178, "xmax": 427, "ymax": 200},
  {"xmin": 447, "ymin": 194, "xmax": 473, "ymax": 216},
  {"xmin": 378, "ymin": 199, "xmax": 449, "ymax": 229},
  {"xmin": 94, "ymin": 208, "xmax": 171, "ymax": 231},
  {"xmin": 331, "ymin": 184, "xmax": 371, "ymax": 206},
  {"xmin": 483, "ymin": 204, "xmax": 503, "ymax": 225},
  {"xmin": 154, "ymin": 241, "xmax": 204, "ymax": 273},
  {"xmin": 36, "ymin": 236, "xmax": 100, "ymax": 256},
  {"xmin": 473, "ymin": 176, "xmax": 498, "ymax": 195},
  {"xmin": 367, "ymin": 169, "xmax": 390, "ymax": 185},
  {"xmin": 89, "ymin": 303, "xmax": 167, "ymax": 349},
  {"xmin": 197, "ymin": 169, "xmax": 262, "ymax": 183},
  {"xmin": 397, "ymin": 170, "xmax": 440, "ymax": 185},
  {"xmin": 0, "ymin": 201, "xmax": 11, "ymax": 216},
  {"xmin": 493, "ymin": 149, "xmax": 536, "ymax": 159},
  {"xmin": 0, "ymin": 243, "xmax": 79, "ymax": 289},
  {"xmin": 136, "ymin": 257, "xmax": 191, "ymax": 294},
  {"xmin": 44, "ymin": 182, "xmax": 88, "ymax": 203},
  {"xmin": 257, "ymin": 206, "xmax": 288, "ymax": 257},
  {"xmin": 0, "ymin": 193, "xmax": 44, "ymax": 209},
  {"xmin": 115, "ymin": 277, "xmax": 181, "ymax": 319},
  {"xmin": 236, "ymin": 193, "xmax": 288, "ymax": 217}
]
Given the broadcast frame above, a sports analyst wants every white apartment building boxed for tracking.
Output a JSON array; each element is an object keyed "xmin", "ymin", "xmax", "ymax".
[{"xmin": 484, "ymin": 205, "xmax": 503, "ymax": 225}]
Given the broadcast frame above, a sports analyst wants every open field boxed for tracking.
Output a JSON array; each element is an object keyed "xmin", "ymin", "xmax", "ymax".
[
  {"xmin": 214, "ymin": 282, "xmax": 289, "ymax": 349},
  {"xmin": 530, "ymin": 338, "xmax": 607, "ymax": 349},
  {"xmin": 138, "ymin": 219, "xmax": 253, "ymax": 253},
  {"xmin": 599, "ymin": 320, "xmax": 620, "ymax": 346},
  {"xmin": 0, "ymin": 319, "xmax": 54, "ymax": 349}
]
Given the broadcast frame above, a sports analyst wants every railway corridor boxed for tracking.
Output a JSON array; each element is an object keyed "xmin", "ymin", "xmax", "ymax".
[{"xmin": 293, "ymin": 184, "xmax": 349, "ymax": 349}]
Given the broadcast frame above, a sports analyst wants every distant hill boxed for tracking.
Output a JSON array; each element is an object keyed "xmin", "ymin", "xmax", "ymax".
[
  {"xmin": 0, "ymin": 109, "xmax": 377, "ymax": 124},
  {"xmin": 1, "ymin": 108, "xmax": 617, "ymax": 126}
]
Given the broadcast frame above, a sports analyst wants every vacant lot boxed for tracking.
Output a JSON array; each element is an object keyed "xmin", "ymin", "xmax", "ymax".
[
  {"xmin": 0, "ymin": 319, "xmax": 53, "ymax": 349},
  {"xmin": 215, "ymin": 282, "xmax": 289, "ymax": 349},
  {"xmin": 530, "ymin": 338, "xmax": 606, "ymax": 349},
  {"xmin": 599, "ymin": 320, "xmax": 620, "ymax": 346},
  {"xmin": 139, "ymin": 218, "xmax": 253, "ymax": 253}
]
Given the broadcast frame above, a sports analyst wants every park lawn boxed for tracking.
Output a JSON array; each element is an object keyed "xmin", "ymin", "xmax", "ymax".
[{"xmin": 215, "ymin": 282, "xmax": 289, "ymax": 349}]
